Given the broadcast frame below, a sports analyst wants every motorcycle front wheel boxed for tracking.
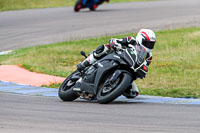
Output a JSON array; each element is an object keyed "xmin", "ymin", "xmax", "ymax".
[
  {"xmin": 58, "ymin": 70, "xmax": 79, "ymax": 101},
  {"xmin": 97, "ymin": 72, "xmax": 132, "ymax": 104}
]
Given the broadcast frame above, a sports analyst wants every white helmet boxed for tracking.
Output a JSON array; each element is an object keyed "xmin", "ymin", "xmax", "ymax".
[{"xmin": 136, "ymin": 29, "xmax": 156, "ymax": 52}]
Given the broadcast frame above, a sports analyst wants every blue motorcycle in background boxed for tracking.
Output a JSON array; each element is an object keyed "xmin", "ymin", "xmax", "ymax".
[{"xmin": 74, "ymin": 0, "xmax": 109, "ymax": 12}]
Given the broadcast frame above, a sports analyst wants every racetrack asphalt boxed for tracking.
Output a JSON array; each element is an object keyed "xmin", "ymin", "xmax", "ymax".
[
  {"xmin": 0, "ymin": 0, "xmax": 200, "ymax": 132},
  {"xmin": 1, "ymin": 92, "xmax": 200, "ymax": 133},
  {"xmin": 0, "ymin": 0, "xmax": 200, "ymax": 51}
]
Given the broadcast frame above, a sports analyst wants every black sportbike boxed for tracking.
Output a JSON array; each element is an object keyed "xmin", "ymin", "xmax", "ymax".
[{"xmin": 58, "ymin": 44, "xmax": 148, "ymax": 104}]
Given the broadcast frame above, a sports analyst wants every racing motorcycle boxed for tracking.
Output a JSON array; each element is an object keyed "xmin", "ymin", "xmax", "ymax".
[
  {"xmin": 58, "ymin": 44, "xmax": 148, "ymax": 104},
  {"xmin": 74, "ymin": 0, "xmax": 109, "ymax": 12}
]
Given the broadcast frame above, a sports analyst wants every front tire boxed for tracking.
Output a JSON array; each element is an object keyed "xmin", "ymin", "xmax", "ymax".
[
  {"xmin": 97, "ymin": 72, "xmax": 132, "ymax": 104},
  {"xmin": 58, "ymin": 70, "xmax": 79, "ymax": 101}
]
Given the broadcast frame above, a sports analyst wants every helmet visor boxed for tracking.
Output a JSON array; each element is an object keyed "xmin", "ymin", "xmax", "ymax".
[{"xmin": 142, "ymin": 40, "xmax": 155, "ymax": 49}]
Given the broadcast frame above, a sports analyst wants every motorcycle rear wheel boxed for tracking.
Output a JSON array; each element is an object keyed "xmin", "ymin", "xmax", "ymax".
[
  {"xmin": 89, "ymin": 6, "xmax": 97, "ymax": 11},
  {"xmin": 58, "ymin": 70, "xmax": 79, "ymax": 101},
  {"xmin": 97, "ymin": 72, "xmax": 132, "ymax": 104},
  {"xmin": 74, "ymin": 0, "xmax": 82, "ymax": 12}
]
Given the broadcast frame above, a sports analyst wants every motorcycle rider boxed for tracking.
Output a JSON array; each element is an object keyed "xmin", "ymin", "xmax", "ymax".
[
  {"xmin": 76, "ymin": 29, "xmax": 156, "ymax": 98},
  {"xmin": 84, "ymin": 0, "xmax": 109, "ymax": 7}
]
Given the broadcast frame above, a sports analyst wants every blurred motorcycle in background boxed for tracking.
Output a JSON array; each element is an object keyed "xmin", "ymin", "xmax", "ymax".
[{"xmin": 74, "ymin": 0, "xmax": 109, "ymax": 12}]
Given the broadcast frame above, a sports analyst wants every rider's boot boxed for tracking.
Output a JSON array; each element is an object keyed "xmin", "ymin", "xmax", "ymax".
[
  {"xmin": 123, "ymin": 82, "xmax": 139, "ymax": 99},
  {"xmin": 77, "ymin": 44, "xmax": 109, "ymax": 72},
  {"xmin": 77, "ymin": 59, "xmax": 90, "ymax": 72},
  {"xmin": 77, "ymin": 54, "xmax": 96, "ymax": 72},
  {"xmin": 74, "ymin": 54, "xmax": 96, "ymax": 91}
]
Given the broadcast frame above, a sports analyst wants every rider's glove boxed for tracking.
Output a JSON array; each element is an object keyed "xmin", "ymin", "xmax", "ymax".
[{"xmin": 109, "ymin": 38, "xmax": 122, "ymax": 49}]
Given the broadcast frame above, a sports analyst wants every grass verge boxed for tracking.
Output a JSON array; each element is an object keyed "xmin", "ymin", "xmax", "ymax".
[
  {"xmin": 0, "ymin": 27, "xmax": 200, "ymax": 98},
  {"xmin": 0, "ymin": 0, "xmax": 154, "ymax": 12}
]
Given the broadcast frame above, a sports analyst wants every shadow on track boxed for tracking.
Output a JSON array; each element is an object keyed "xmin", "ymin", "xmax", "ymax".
[
  {"xmin": 59, "ymin": 99, "xmax": 145, "ymax": 105},
  {"xmin": 73, "ymin": 9, "xmax": 118, "ymax": 13}
]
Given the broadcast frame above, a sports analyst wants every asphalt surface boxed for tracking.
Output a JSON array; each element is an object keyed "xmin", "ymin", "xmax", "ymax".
[
  {"xmin": 1, "ymin": 0, "xmax": 200, "ymax": 132},
  {"xmin": 1, "ymin": 92, "xmax": 200, "ymax": 133},
  {"xmin": 0, "ymin": 0, "xmax": 200, "ymax": 51}
]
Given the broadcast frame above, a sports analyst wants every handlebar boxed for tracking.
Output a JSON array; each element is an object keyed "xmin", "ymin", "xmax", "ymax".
[{"xmin": 80, "ymin": 51, "xmax": 87, "ymax": 58}]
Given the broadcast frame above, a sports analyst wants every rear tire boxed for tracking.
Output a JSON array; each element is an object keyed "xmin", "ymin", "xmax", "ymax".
[
  {"xmin": 89, "ymin": 4, "xmax": 97, "ymax": 11},
  {"xmin": 58, "ymin": 71, "xmax": 79, "ymax": 101},
  {"xmin": 89, "ymin": 7, "xmax": 96, "ymax": 11},
  {"xmin": 74, "ymin": 0, "xmax": 82, "ymax": 12},
  {"xmin": 97, "ymin": 72, "xmax": 132, "ymax": 104}
]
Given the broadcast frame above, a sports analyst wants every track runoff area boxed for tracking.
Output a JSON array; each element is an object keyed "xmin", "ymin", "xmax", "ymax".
[{"xmin": 0, "ymin": 81, "xmax": 199, "ymax": 105}]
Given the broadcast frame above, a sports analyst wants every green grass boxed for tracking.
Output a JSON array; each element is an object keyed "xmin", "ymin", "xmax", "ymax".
[
  {"xmin": 0, "ymin": 0, "xmax": 154, "ymax": 12},
  {"xmin": 42, "ymin": 83, "xmax": 62, "ymax": 88},
  {"xmin": 0, "ymin": 27, "xmax": 200, "ymax": 98},
  {"xmin": 0, "ymin": 0, "xmax": 74, "ymax": 11}
]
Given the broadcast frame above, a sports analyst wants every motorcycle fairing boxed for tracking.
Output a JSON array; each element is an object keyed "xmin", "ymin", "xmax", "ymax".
[
  {"xmin": 119, "ymin": 48, "xmax": 137, "ymax": 68},
  {"xmin": 79, "ymin": 60, "xmax": 118, "ymax": 95},
  {"xmin": 78, "ymin": 48, "xmax": 143, "ymax": 95},
  {"xmin": 93, "ymin": 52, "xmax": 136, "ymax": 94},
  {"xmin": 99, "ymin": 52, "xmax": 128, "ymax": 65},
  {"xmin": 93, "ymin": 60, "xmax": 118, "ymax": 94},
  {"xmin": 78, "ymin": 65, "xmax": 97, "ymax": 94},
  {"xmin": 79, "ymin": 52, "xmax": 127, "ymax": 95},
  {"xmin": 82, "ymin": 0, "xmax": 99, "ymax": 7}
]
